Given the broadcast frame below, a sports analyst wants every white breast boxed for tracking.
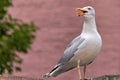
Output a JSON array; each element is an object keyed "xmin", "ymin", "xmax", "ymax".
[{"xmin": 70, "ymin": 32, "xmax": 102, "ymax": 66}]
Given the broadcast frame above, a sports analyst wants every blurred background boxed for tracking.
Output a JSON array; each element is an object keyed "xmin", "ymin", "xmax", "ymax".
[{"xmin": 7, "ymin": 0, "xmax": 120, "ymax": 80}]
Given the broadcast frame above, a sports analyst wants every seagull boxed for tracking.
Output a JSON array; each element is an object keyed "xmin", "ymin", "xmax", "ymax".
[{"xmin": 43, "ymin": 6, "xmax": 102, "ymax": 80}]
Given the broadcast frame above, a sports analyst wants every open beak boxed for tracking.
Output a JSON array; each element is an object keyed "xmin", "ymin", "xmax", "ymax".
[{"xmin": 76, "ymin": 8, "xmax": 88, "ymax": 16}]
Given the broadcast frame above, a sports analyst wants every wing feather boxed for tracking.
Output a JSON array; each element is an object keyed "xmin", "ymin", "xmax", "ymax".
[{"xmin": 58, "ymin": 36, "xmax": 85, "ymax": 65}]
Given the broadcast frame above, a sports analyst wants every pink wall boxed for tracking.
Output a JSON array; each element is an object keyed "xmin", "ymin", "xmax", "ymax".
[{"xmin": 8, "ymin": 0, "xmax": 120, "ymax": 80}]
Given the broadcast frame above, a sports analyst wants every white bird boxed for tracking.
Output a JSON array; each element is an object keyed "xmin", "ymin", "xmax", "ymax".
[{"xmin": 43, "ymin": 6, "xmax": 102, "ymax": 80}]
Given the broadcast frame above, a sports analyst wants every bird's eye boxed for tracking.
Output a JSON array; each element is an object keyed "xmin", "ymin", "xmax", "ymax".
[{"xmin": 88, "ymin": 8, "xmax": 91, "ymax": 10}]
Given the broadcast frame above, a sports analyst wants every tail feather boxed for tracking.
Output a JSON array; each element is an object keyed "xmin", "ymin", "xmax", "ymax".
[
  {"xmin": 43, "ymin": 72, "xmax": 51, "ymax": 78},
  {"xmin": 43, "ymin": 63, "xmax": 75, "ymax": 78},
  {"xmin": 43, "ymin": 65, "xmax": 60, "ymax": 78}
]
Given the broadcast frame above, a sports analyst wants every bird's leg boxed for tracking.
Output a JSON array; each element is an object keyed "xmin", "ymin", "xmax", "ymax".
[
  {"xmin": 83, "ymin": 65, "xmax": 87, "ymax": 80},
  {"xmin": 77, "ymin": 60, "xmax": 82, "ymax": 80}
]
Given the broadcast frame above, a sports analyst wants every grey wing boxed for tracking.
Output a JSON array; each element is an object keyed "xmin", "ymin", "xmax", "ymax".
[{"xmin": 58, "ymin": 36, "xmax": 85, "ymax": 65}]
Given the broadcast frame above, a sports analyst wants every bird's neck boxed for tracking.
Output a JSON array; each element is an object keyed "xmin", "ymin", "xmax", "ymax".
[{"xmin": 82, "ymin": 17, "xmax": 97, "ymax": 34}]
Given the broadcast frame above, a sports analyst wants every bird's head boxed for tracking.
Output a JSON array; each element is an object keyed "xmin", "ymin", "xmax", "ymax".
[{"xmin": 76, "ymin": 6, "xmax": 95, "ymax": 19}]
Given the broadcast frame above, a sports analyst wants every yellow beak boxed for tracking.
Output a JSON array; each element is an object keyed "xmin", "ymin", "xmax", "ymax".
[{"xmin": 76, "ymin": 8, "xmax": 88, "ymax": 16}]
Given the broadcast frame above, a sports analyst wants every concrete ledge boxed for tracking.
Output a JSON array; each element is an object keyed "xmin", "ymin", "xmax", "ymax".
[
  {"xmin": 0, "ymin": 76, "xmax": 43, "ymax": 80},
  {"xmin": 0, "ymin": 74, "xmax": 119, "ymax": 80},
  {"xmin": 92, "ymin": 74, "xmax": 120, "ymax": 80}
]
